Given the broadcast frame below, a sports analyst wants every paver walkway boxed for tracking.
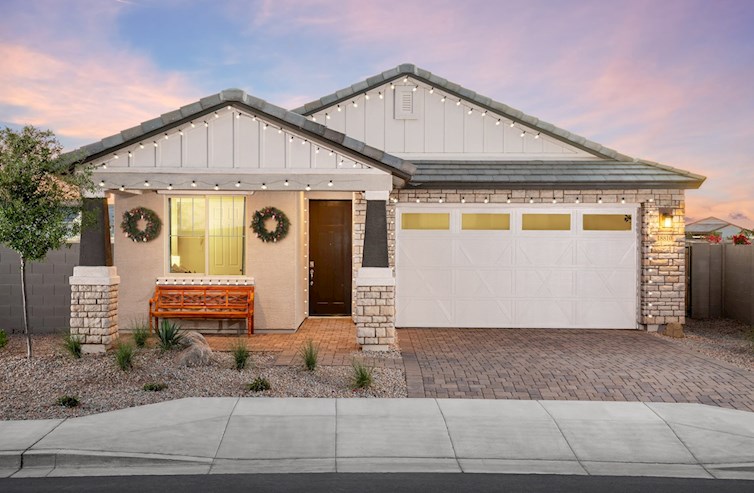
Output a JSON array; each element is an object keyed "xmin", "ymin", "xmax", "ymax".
[
  {"xmin": 399, "ymin": 328, "xmax": 754, "ymax": 412},
  {"xmin": 204, "ymin": 317, "xmax": 402, "ymax": 369}
]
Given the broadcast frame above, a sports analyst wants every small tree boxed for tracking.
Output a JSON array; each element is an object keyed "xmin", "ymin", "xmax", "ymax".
[{"xmin": 0, "ymin": 126, "xmax": 92, "ymax": 358}]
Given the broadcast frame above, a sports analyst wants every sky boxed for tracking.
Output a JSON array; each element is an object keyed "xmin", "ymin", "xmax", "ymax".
[{"xmin": 1, "ymin": 0, "xmax": 753, "ymax": 227}]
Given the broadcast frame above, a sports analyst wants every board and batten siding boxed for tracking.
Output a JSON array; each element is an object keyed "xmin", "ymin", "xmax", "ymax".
[
  {"xmin": 306, "ymin": 80, "xmax": 596, "ymax": 161},
  {"xmin": 101, "ymin": 109, "xmax": 379, "ymax": 171}
]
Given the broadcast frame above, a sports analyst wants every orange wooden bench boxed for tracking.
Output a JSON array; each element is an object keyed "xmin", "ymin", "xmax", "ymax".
[{"xmin": 149, "ymin": 285, "xmax": 255, "ymax": 335}]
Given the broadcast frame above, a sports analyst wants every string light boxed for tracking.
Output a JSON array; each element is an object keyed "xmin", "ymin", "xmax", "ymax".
[
  {"xmin": 119, "ymin": 185, "xmax": 125, "ymax": 191},
  {"xmin": 352, "ymin": 100, "xmax": 358, "ymax": 108},
  {"xmin": 139, "ymin": 143, "xmax": 144, "ymax": 149},
  {"xmin": 390, "ymin": 82, "xmax": 395, "ymax": 90},
  {"xmin": 315, "ymin": 147, "xmax": 320, "ymax": 154},
  {"xmin": 483, "ymin": 197, "xmax": 489, "ymax": 204},
  {"xmin": 509, "ymin": 121, "xmax": 516, "ymax": 128},
  {"xmin": 191, "ymin": 180, "xmax": 197, "ymax": 187},
  {"xmin": 552, "ymin": 198, "xmax": 557, "ymax": 204},
  {"xmin": 261, "ymin": 183, "xmax": 267, "ymax": 190},
  {"xmin": 337, "ymin": 104, "xmax": 342, "ymax": 112},
  {"xmin": 496, "ymin": 119, "xmax": 501, "ymax": 126},
  {"xmin": 415, "ymin": 198, "xmax": 420, "ymax": 203},
  {"xmin": 481, "ymin": 110, "xmax": 487, "ymax": 117},
  {"xmin": 328, "ymin": 180, "xmax": 333, "ymax": 187},
  {"xmin": 598, "ymin": 197, "xmax": 603, "ymax": 204},
  {"xmin": 204, "ymin": 121, "xmax": 209, "ymax": 127},
  {"xmin": 164, "ymin": 133, "xmax": 169, "ymax": 140},
  {"xmin": 289, "ymin": 135, "xmax": 294, "ymax": 142},
  {"xmin": 179, "ymin": 129, "xmax": 184, "ymax": 136},
  {"xmin": 263, "ymin": 124, "xmax": 269, "ymax": 130},
  {"xmin": 214, "ymin": 111, "xmax": 219, "ymax": 118},
  {"xmin": 529, "ymin": 197, "xmax": 534, "ymax": 204},
  {"xmin": 507, "ymin": 195, "xmax": 511, "ymax": 204},
  {"xmin": 575, "ymin": 197, "xmax": 580, "ymax": 204},
  {"xmin": 127, "ymin": 151, "xmax": 132, "ymax": 158},
  {"xmin": 325, "ymin": 113, "xmax": 331, "ymax": 120},
  {"xmin": 534, "ymin": 132, "xmax": 540, "ymax": 139},
  {"xmin": 467, "ymin": 108, "xmax": 473, "ymax": 115},
  {"xmin": 278, "ymin": 128, "xmax": 283, "ymax": 134},
  {"xmin": 441, "ymin": 95, "xmax": 446, "ymax": 103},
  {"xmin": 413, "ymin": 85, "xmax": 418, "ymax": 92},
  {"xmin": 214, "ymin": 184, "xmax": 219, "ymax": 191},
  {"xmin": 461, "ymin": 197, "xmax": 466, "ymax": 204},
  {"xmin": 456, "ymin": 99, "xmax": 462, "ymax": 106},
  {"xmin": 621, "ymin": 197, "xmax": 626, "ymax": 204},
  {"xmin": 167, "ymin": 184, "xmax": 173, "ymax": 190},
  {"xmin": 429, "ymin": 87, "xmax": 434, "ymax": 94},
  {"xmin": 102, "ymin": 163, "xmax": 106, "ymax": 169},
  {"xmin": 190, "ymin": 122, "xmax": 196, "ymax": 128},
  {"xmin": 438, "ymin": 198, "xmax": 444, "ymax": 203},
  {"xmin": 144, "ymin": 180, "xmax": 150, "ymax": 187},
  {"xmin": 113, "ymin": 153, "xmax": 119, "ymax": 159},
  {"xmin": 305, "ymin": 184, "xmax": 311, "ymax": 191},
  {"xmin": 378, "ymin": 92, "xmax": 383, "ymax": 99},
  {"xmin": 235, "ymin": 181, "xmax": 241, "ymax": 188},
  {"xmin": 235, "ymin": 112, "xmax": 240, "ymax": 119},
  {"xmin": 252, "ymin": 115, "xmax": 257, "ymax": 121},
  {"xmin": 365, "ymin": 93, "xmax": 370, "ymax": 100},
  {"xmin": 302, "ymin": 139, "xmax": 307, "ymax": 145},
  {"xmin": 99, "ymin": 180, "xmax": 105, "ymax": 187},
  {"xmin": 284, "ymin": 180, "xmax": 289, "ymax": 186},
  {"xmin": 153, "ymin": 142, "xmax": 158, "ymax": 147}
]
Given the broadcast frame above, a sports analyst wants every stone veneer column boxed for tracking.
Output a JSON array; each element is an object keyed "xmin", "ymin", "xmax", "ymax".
[
  {"xmin": 69, "ymin": 266, "xmax": 120, "ymax": 353},
  {"xmin": 355, "ymin": 190, "xmax": 395, "ymax": 351}
]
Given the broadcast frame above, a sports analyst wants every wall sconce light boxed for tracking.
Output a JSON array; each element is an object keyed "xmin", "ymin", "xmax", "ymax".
[{"xmin": 659, "ymin": 208, "xmax": 673, "ymax": 229}]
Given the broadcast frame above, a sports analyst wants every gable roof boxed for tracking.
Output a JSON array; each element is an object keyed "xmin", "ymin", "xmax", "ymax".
[
  {"xmin": 686, "ymin": 217, "xmax": 745, "ymax": 233},
  {"xmin": 293, "ymin": 63, "xmax": 705, "ymax": 189},
  {"xmin": 71, "ymin": 89, "xmax": 415, "ymax": 180}
]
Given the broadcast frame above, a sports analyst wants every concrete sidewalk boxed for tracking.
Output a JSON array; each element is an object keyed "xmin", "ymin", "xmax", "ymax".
[{"xmin": 1, "ymin": 398, "xmax": 754, "ymax": 480}]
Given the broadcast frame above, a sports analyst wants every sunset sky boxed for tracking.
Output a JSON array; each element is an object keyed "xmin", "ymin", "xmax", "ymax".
[{"xmin": 2, "ymin": 0, "xmax": 752, "ymax": 226}]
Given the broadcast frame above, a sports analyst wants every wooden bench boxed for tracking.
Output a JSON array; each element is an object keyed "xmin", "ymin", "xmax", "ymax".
[{"xmin": 149, "ymin": 285, "xmax": 255, "ymax": 335}]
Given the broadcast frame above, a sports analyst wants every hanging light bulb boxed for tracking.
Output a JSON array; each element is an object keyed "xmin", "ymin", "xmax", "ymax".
[
  {"xmin": 278, "ymin": 128, "xmax": 283, "ymax": 134},
  {"xmin": 328, "ymin": 180, "xmax": 333, "ymax": 187},
  {"xmin": 552, "ymin": 198, "xmax": 557, "ymax": 204},
  {"xmin": 509, "ymin": 121, "xmax": 516, "ymax": 128},
  {"xmin": 413, "ymin": 85, "xmax": 418, "ymax": 92},
  {"xmin": 284, "ymin": 180, "xmax": 289, "ymax": 187},
  {"xmin": 534, "ymin": 132, "xmax": 540, "ymax": 139},
  {"xmin": 441, "ymin": 95, "xmax": 446, "ymax": 103},
  {"xmin": 621, "ymin": 197, "xmax": 626, "ymax": 204},
  {"xmin": 467, "ymin": 108, "xmax": 473, "ymax": 115},
  {"xmin": 214, "ymin": 184, "xmax": 219, "ymax": 191},
  {"xmin": 328, "ymin": 150, "xmax": 334, "ymax": 157},
  {"xmin": 179, "ymin": 129, "xmax": 184, "ymax": 136},
  {"xmin": 235, "ymin": 181, "xmax": 241, "ymax": 188},
  {"xmin": 507, "ymin": 195, "xmax": 511, "ymax": 204},
  {"xmin": 325, "ymin": 113, "xmax": 331, "ymax": 120},
  {"xmin": 164, "ymin": 133, "xmax": 169, "ymax": 140},
  {"xmin": 214, "ymin": 111, "xmax": 219, "ymax": 118},
  {"xmin": 204, "ymin": 121, "xmax": 209, "ymax": 127},
  {"xmin": 496, "ymin": 119, "xmax": 501, "ymax": 126},
  {"xmin": 302, "ymin": 139, "xmax": 307, "ymax": 145},
  {"xmin": 415, "ymin": 198, "xmax": 420, "ymax": 203},
  {"xmin": 461, "ymin": 197, "xmax": 466, "ymax": 204},
  {"xmin": 99, "ymin": 180, "xmax": 105, "ymax": 187},
  {"xmin": 529, "ymin": 197, "xmax": 534, "ymax": 204},
  {"xmin": 139, "ymin": 143, "xmax": 144, "ymax": 149},
  {"xmin": 337, "ymin": 104, "xmax": 342, "ymax": 112},
  {"xmin": 190, "ymin": 122, "xmax": 196, "ymax": 128},
  {"xmin": 481, "ymin": 110, "xmax": 487, "ymax": 117},
  {"xmin": 315, "ymin": 147, "xmax": 320, "ymax": 154},
  {"xmin": 127, "ymin": 151, "xmax": 133, "ymax": 158},
  {"xmin": 483, "ymin": 197, "xmax": 489, "ymax": 204},
  {"xmin": 235, "ymin": 112, "xmax": 240, "ymax": 119},
  {"xmin": 119, "ymin": 185, "xmax": 125, "ymax": 191},
  {"xmin": 598, "ymin": 197, "xmax": 603, "ymax": 204},
  {"xmin": 113, "ymin": 153, "xmax": 119, "ymax": 159},
  {"xmin": 305, "ymin": 184, "xmax": 311, "ymax": 191},
  {"xmin": 261, "ymin": 183, "xmax": 267, "ymax": 190},
  {"xmin": 167, "ymin": 184, "xmax": 173, "ymax": 190},
  {"xmin": 429, "ymin": 87, "xmax": 434, "ymax": 94},
  {"xmin": 153, "ymin": 141, "xmax": 158, "ymax": 147},
  {"xmin": 352, "ymin": 100, "xmax": 358, "ymax": 108},
  {"xmin": 191, "ymin": 180, "xmax": 197, "ymax": 187},
  {"xmin": 456, "ymin": 99, "xmax": 461, "ymax": 106},
  {"xmin": 378, "ymin": 92, "xmax": 383, "ymax": 99},
  {"xmin": 144, "ymin": 180, "xmax": 150, "ymax": 187},
  {"xmin": 289, "ymin": 135, "xmax": 294, "ymax": 142},
  {"xmin": 575, "ymin": 196, "xmax": 580, "ymax": 204},
  {"xmin": 263, "ymin": 123, "xmax": 268, "ymax": 130},
  {"xmin": 102, "ymin": 163, "xmax": 107, "ymax": 169},
  {"xmin": 520, "ymin": 131, "xmax": 526, "ymax": 138},
  {"xmin": 438, "ymin": 198, "xmax": 444, "ymax": 203},
  {"xmin": 390, "ymin": 82, "xmax": 395, "ymax": 90},
  {"xmin": 252, "ymin": 115, "xmax": 257, "ymax": 121},
  {"xmin": 365, "ymin": 93, "xmax": 370, "ymax": 100}
]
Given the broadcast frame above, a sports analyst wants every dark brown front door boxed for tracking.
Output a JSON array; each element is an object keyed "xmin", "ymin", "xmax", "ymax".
[{"xmin": 309, "ymin": 200, "xmax": 352, "ymax": 315}]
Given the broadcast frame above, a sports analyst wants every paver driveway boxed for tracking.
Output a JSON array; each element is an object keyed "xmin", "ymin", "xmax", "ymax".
[{"xmin": 399, "ymin": 328, "xmax": 754, "ymax": 412}]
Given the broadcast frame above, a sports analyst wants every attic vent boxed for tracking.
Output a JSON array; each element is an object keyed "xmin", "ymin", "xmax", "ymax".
[{"xmin": 394, "ymin": 85, "xmax": 418, "ymax": 120}]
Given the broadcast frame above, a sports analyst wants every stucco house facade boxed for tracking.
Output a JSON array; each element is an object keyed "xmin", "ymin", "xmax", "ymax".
[{"xmin": 71, "ymin": 64, "xmax": 704, "ymax": 351}]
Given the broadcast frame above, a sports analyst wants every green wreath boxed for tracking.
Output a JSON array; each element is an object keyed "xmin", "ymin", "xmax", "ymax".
[
  {"xmin": 251, "ymin": 206, "xmax": 290, "ymax": 243},
  {"xmin": 121, "ymin": 207, "xmax": 162, "ymax": 243}
]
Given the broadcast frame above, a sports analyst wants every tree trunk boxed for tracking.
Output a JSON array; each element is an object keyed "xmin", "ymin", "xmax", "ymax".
[{"xmin": 20, "ymin": 256, "xmax": 32, "ymax": 359}]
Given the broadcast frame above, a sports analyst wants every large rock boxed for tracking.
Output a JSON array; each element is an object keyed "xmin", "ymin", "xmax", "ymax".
[
  {"xmin": 177, "ymin": 331, "xmax": 213, "ymax": 367},
  {"xmin": 663, "ymin": 322, "xmax": 685, "ymax": 339}
]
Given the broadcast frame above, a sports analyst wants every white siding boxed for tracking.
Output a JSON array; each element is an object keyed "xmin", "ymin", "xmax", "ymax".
[{"xmin": 309, "ymin": 79, "xmax": 597, "ymax": 161}]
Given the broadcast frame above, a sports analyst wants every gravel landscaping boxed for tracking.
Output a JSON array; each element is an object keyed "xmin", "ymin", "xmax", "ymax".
[
  {"xmin": 651, "ymin": 318, "xmax": 754, "ymax": 372},
  {"xmin": 0, "ymin": 334, "xmax": 407, "ymax": 420}
]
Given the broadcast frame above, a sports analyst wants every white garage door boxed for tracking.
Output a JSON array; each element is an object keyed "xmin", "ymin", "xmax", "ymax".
[{"xmin": 395, "ymin": 206, "xmax": 638, "ymax": 329}]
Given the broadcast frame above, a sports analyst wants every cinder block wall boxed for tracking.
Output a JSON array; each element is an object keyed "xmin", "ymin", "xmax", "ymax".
[{"xmin": 0, "ymin": 244, "xmax": 80, "ymax": 334}]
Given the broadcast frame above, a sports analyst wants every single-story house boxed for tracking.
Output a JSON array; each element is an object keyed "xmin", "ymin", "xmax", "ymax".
[
  {"xmin": 70, "ymin": 64, "xmax": 705, "ymax": 351},
  {"xmin": 686, "ymin": 217, "xmax": 747, "ymax": 242}
]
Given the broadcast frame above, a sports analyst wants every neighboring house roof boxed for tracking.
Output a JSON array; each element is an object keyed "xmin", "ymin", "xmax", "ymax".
[
  {"xmin": 409, "ymin": 160, "xmax": 702, "ymax": 189},
  {"xmin": 293, "ymin": 63, "xmax": 705, "ymax": 190},
  {"xmin": 70, "ymin": 89, "xmax": 416, "ymax": 180},
  {"xmin": 686, "ymin": 217, "xmax": 746, "ymax": 234}
]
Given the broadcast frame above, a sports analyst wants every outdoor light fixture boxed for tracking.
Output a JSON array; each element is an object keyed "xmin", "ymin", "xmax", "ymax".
[{"xmin": 659, "ymin": 208, "xmax": 673, "ymax": 229}]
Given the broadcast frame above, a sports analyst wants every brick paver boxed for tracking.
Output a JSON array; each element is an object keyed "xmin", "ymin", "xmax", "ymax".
[
  {"xmin": 204, "ymin": 317, "xmax": 402, "ymax": 369},
  {"xmin": 399, "ymin": 328, "xmax": 754, "ymax": 412}
]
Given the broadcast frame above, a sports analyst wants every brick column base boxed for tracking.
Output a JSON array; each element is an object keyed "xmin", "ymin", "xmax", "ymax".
[
  {"xmin": 355, "ymin": 268, "xmax": 395, "ymax": 351},
  {"xmin": 69, "ymin": 266, "xmax": 120, "ymax": 354}
]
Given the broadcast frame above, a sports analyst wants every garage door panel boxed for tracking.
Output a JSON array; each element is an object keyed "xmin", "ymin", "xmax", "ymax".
[
  {"xmin": 395, "ymin": 206, "xmax": 637, "ymax": 329},
  {"xmin": 398, "ymin": 269, "xmax": 452, "ymax": 298},
  {"xmin": 454, "ymin": 269, "xmax": 514, "ymax": 297},
  {"xmin": 577, "ymin": 300, "xmax": 636, "ymax": 328},
  {"xmin": 454, "ymin": 299, "xmax": 513, "ymax": 327},
  {"xmin": 515, "ymin": 269, "xmax": 575, "ymax": 298},
  {"xmin": 577, "ymin": 239, "xmax": 636, "ymax": 267},
  {"xmin": 516, "ymin": 299, "xmax": 575, "ymax": 327},
  {"xmin": 396, "ymin": 299, "xmax": 452, "ymax": 327},
  {"xmin": 454, "ymin": 239, "xmax": 513, "ymax": 267},
  {"xmin": 398, "ymin": 237, "xmax": 452, "ymax": 267},
  {"xmin": 516, "ymin": 239, "xmax": 575, "ymax": 267},
  {"xmin": 577, "ymin": 270, "xmax": 636, "ymax": 299}
]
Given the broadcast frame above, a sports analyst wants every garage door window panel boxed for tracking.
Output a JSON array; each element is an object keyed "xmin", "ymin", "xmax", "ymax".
[
  {"xmin": 522, "ymin": 213, "xmax": 571, "ymax": 231},
  {"xmin": 583, "ymin": 214, "xmax": 633, "ymax": 231},
  {"xmin": 462, "ymin": 213, "xmax": 510, "ymax": 230},
  {"xmin": 401, "ymin": 213, "xmax": 450, "ymax": 230}
]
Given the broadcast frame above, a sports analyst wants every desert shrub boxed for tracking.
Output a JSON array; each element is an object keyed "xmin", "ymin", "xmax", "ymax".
[
  {"xmin": 232, "ymin": 340, "xmax": 250, "ymax": 370},
  {"xmin": 63, "ymin": 334, "xmax": 82, "ymax": 359},
  {"xmin": 351, "ymin": 360, "xmax": 373, "ymax": 389},
  {"xmin": 0, "ymin": 329, "xmax": 7, "ymax": 349},
  {"xmin": 56, "ymin": 395, "xmax": 80, "ymax": 408},
  {"xmin": 115, "ymin": 342, "xmax": 134, "ymax": 371},
  {"xmin": 246, "ymin": 377, "xmax": 271, "ymax": 392},
  {"xmin": 156, "ymin": 320, "xmax": 183, "ymax": 351},
  {"xmin": 143, "ymin": 382, "xmax": 167, "ymax": 392},
  {"xmin": 132, "ymin": 324, "xmax": 149, "ymax": 348},
  {"xmin": 298, "ymin": 339, "xmax": 319, "ymax": 371}
]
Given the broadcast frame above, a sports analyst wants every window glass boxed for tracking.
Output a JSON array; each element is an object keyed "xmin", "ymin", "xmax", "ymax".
[
  {"xmin": 401, "ymin": 213, "xmax": 450, "ymax": 230},
  {"xmin": 583, "ymin": 214, "xmax": 632, "ymax": 231},
  {"xmin": 462, "ymin": 213, "xmax": 510, "ymax": 230},
  {"xmin": 169, "ymin": 196, "xmax": 245, "ymax": 274},
  {"xmin": 521, "ymin": 213, "xmax": 571, "ymax": 231}
]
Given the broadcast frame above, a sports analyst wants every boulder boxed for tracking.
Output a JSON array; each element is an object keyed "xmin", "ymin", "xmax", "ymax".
[
  {"xmin": 663, "ymin": 322, "xmax": 685, "ymax": 339},
  {"xmin": 177, "ymin": 331, "xmax": 213, "ymax": 367}
]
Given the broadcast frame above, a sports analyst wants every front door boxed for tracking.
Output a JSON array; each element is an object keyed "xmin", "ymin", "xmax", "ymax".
[{"xmin": 309, "ymin": 200, "xmax": 352, "ymax": 315}]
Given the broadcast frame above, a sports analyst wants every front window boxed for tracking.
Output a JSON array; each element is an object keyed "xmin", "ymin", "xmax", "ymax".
[{"xmin": 169, "ymin": 196, "xmax": 245, "ymax": 275}]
